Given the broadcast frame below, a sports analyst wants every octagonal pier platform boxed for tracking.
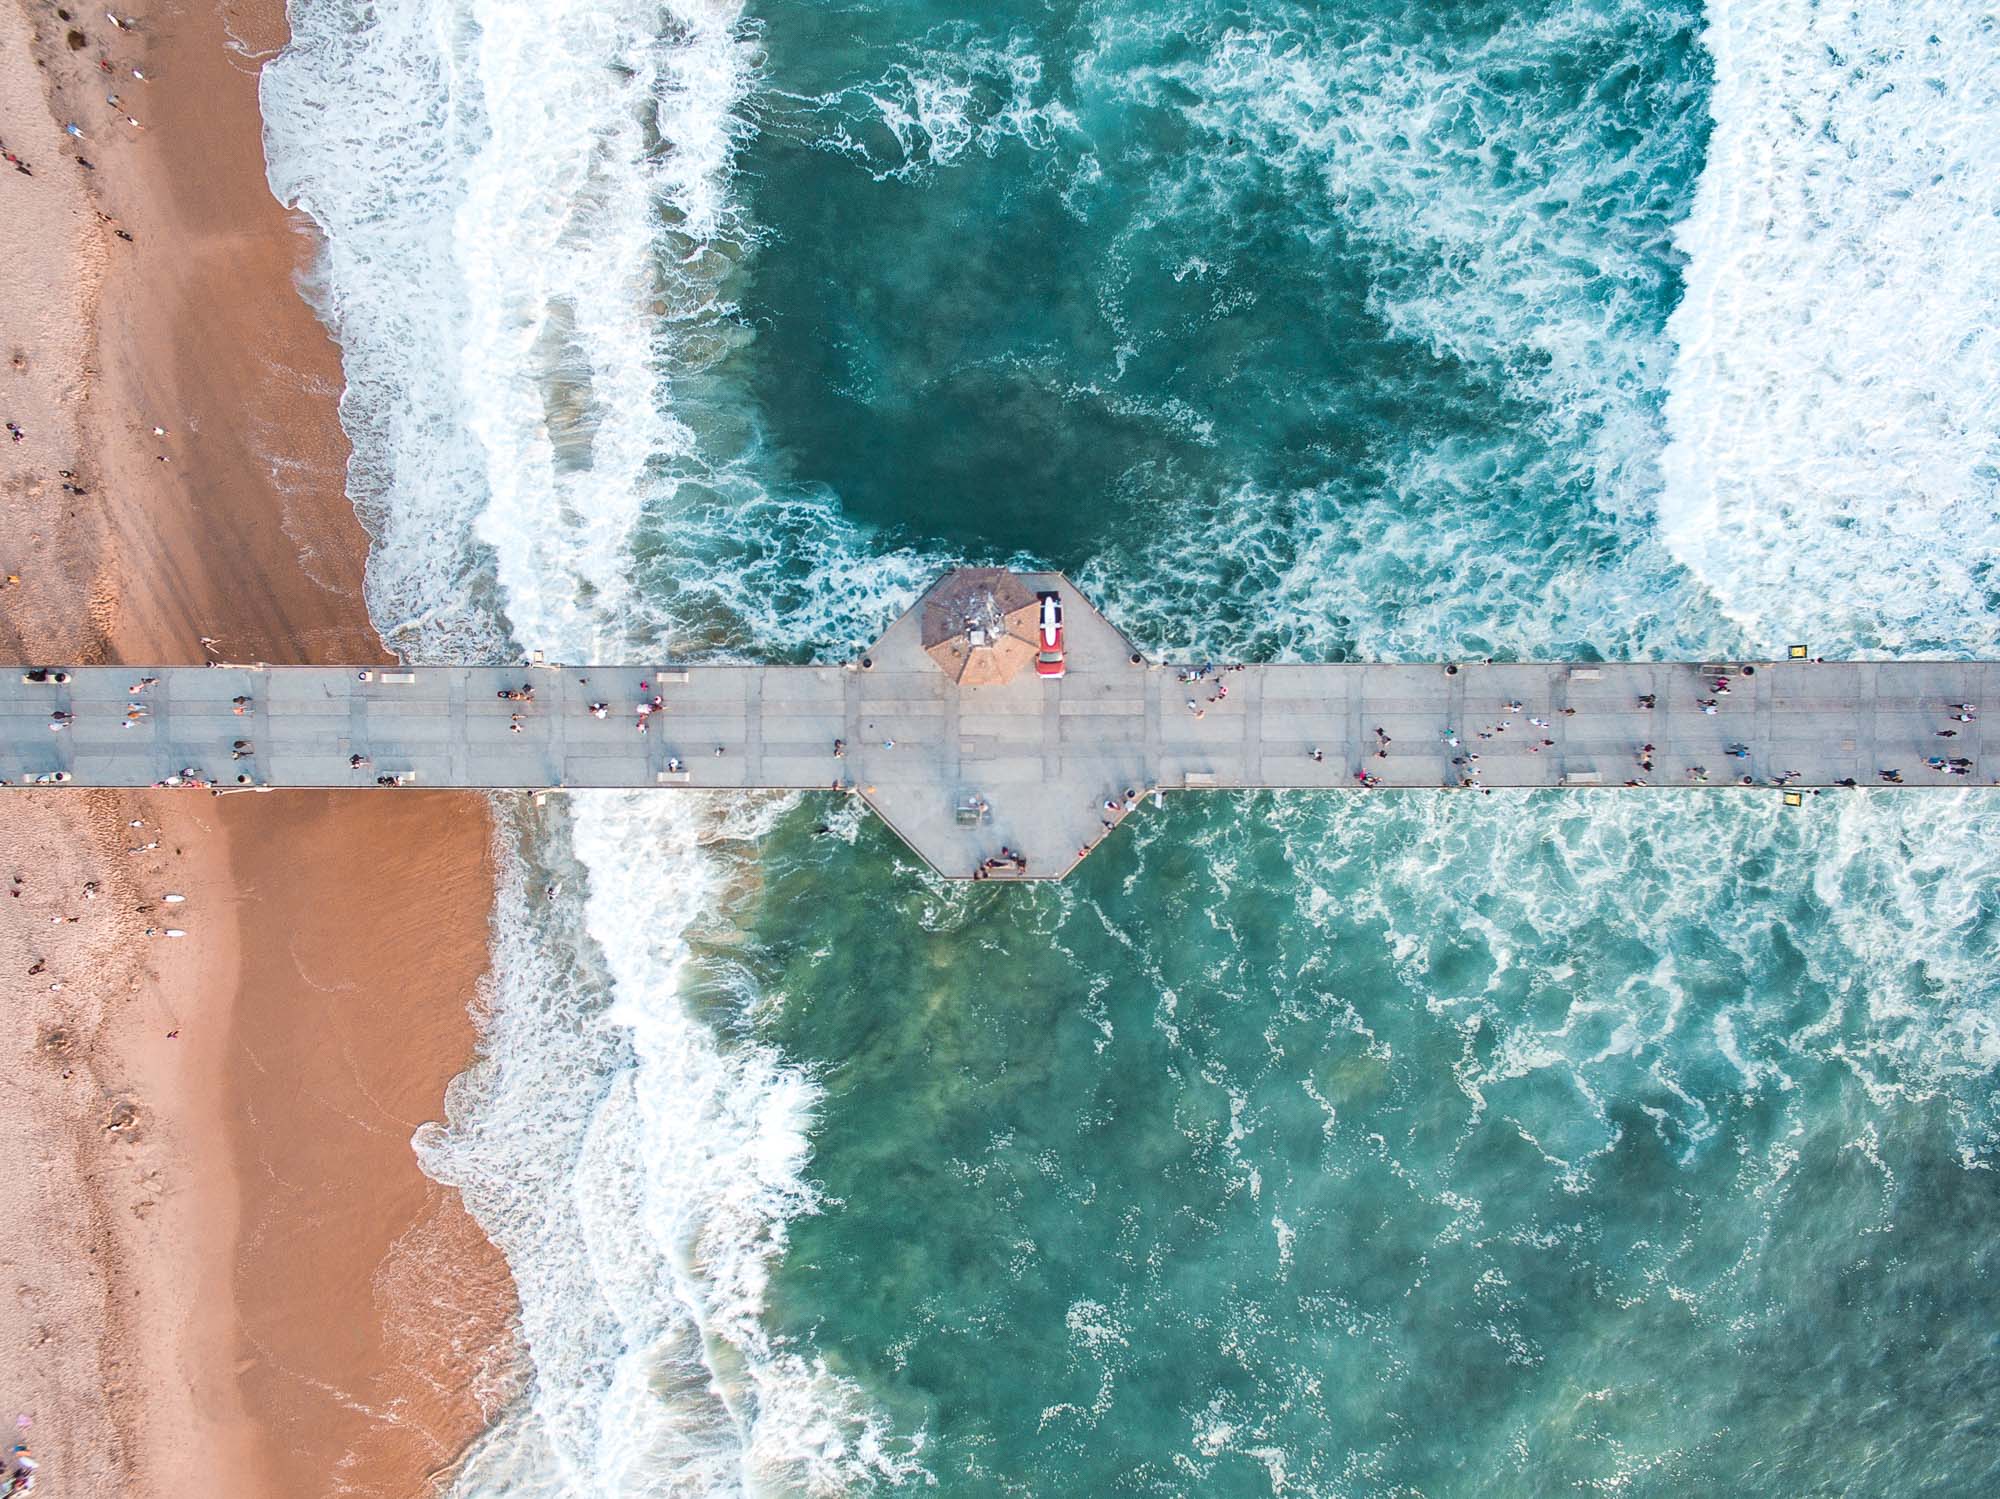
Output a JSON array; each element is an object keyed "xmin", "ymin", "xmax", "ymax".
[{"xmin": 5, "ymin": 570, "xmax": 1996, "ymax": 880}]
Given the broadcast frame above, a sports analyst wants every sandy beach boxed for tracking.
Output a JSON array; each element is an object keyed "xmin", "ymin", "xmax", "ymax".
[{"xmin": 0, "ymin": 1, "xmax": 514, "ymax": 1494}]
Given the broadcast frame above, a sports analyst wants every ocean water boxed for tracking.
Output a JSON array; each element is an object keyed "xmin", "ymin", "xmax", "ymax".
[{"xmin": 261, "ymin": 0, "xmax": 2000, "ymax": 1494}]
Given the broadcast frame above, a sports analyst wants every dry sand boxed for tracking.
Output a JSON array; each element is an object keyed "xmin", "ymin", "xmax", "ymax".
[{"xmin": 0, "ymin": 1, "xmax": 517, "ymax": 1494}]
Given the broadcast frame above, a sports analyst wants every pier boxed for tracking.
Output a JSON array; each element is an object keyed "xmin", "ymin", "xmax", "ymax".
[{"xmin": 5, "ymin": 570, "xmax": 1994, "ymax": 880}]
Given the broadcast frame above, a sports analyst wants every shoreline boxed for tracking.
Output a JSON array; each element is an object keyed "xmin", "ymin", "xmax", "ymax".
[{"xmin": 0, "ymin": 1, "xmax": 516, "ymax": 1494}]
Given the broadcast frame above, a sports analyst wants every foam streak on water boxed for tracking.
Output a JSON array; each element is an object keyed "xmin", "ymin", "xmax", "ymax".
[{"xmin": 1661, "ymin": 2, "xmax": 2000, "ymax": 653}]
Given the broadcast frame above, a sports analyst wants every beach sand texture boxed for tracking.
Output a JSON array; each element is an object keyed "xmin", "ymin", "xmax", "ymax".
[{"xmin": 1, "ymin": 1, "xmax": 516, "ymax": 1494}]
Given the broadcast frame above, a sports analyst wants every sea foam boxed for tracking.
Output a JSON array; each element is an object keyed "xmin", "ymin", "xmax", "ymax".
[
  {"xmin": 1660, "ymin": 2, "xmax": 2000, "ymax": 652},
  {"xmin": 1069, "ymin": 0, "xmax": 1720, "ymax": 661},
  {"xmin": 264, "ymin": 0, "xmax": 927, "ymax": 1492}
]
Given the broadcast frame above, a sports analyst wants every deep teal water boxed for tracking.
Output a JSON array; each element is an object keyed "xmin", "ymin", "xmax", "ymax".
[
  {"xmin": 729, "ymin": 0, "xmax": 1719, "ymax": 660},
  {"xmin": 655, "ymin": 1, "xmax": 2000, "ymax": 1493}
]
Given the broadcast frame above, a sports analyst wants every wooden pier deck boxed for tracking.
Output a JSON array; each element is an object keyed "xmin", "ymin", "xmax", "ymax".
[{"xmin": 5, "ymin": 572, "xmax": 1994, "ymax": 879}]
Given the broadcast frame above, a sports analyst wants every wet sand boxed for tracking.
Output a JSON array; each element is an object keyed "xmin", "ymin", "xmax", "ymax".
[{"xmin": 0, "ymin": 1, "xmax": 515, "ymax": 1493}]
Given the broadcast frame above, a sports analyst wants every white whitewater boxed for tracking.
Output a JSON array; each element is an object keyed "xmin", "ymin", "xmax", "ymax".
[
  {"xmin": 263, "ymin": 1, "xmax": 925, "ymax": 1493},
  {"xmin": 1661, "ymin": 1, "xmax": 2000, "ymax": 653}
]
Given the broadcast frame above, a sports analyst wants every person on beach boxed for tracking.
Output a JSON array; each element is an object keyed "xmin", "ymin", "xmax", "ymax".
[
  {"xmin": 4, "ymin": 1441, "xmax": 37, "ymax": 1494},
  {"xmin": 350, "ymin": 754, "xmax": 370, "ymax": 768}
]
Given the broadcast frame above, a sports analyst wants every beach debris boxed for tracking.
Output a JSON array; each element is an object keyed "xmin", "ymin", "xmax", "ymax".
[{"xmin": 5, "ymin": 422, "xmax": 23, "ymax": 443}]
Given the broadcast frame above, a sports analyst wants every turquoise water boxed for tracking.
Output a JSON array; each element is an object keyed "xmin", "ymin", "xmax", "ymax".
[
  {"xmin": 698, "ymin": 2, "xmax": 2000, "ymax": 1492},
  {"xmin": 262, "ymin": 0, "xmax": 2000, "ymax": 1491},
  {"xmin": 729, "ymin": 0, "xmax": 1720, "ymax": 660},
  {"xmin": 731, "ymin": 790, "xmax": 2000, "ymax": 1494}
]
